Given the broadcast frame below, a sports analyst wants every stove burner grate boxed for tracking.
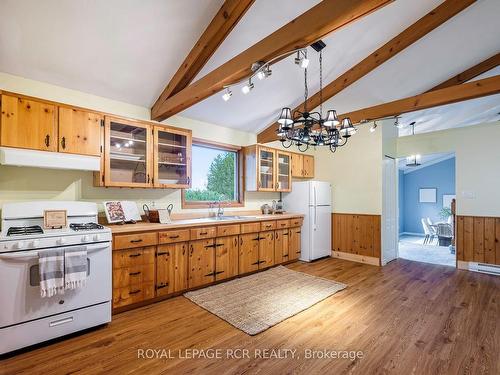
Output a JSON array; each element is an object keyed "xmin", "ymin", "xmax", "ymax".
[{"xmin": 7, "ymin": 225, "xmax": 44, "ymax": 236}]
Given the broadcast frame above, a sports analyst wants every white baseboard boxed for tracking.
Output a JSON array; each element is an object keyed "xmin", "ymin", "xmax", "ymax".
[{"xmin": 331, "ymin": 251, "xmax": 380, "ymax": 266}]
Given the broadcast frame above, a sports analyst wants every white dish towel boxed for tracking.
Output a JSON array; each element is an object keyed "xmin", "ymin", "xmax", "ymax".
[{"xmin": 38, "ymin": 246, "xmax": 88, "ymax": 297}]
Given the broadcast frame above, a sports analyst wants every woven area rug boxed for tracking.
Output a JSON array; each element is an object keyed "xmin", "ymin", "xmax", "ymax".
[{"xmin": 184, "ymin": 266, "xmax": 347, "ymax": 335}]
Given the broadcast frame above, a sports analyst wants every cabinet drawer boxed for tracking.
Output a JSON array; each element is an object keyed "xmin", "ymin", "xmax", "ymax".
[
  {"xmin": 113, "ymin": 247, "xmax": 155, "ymax": 268},
  {"xmin": 240, "ymin": 222, "xmax": 261, "ymax": 234},
  {"xmin": 290, "ymin": 217, "xmax": 303, "ymax": 227},
  {"xmin": 190, "ymin": 226, "xmax": 216, "ymax": 240},
  {"xmin": 113, "ymin": 264, "xmax": 155, "ymax": 288},
  {"xmin": 217, "ymin": 224, "xmax": 240, "ymax": 237},
  {"xmin": 159, "ymin": 229, "xmax": 190, "ymax": 244},
  {"xmin": 113, "ymin": 232, "xmax": 157, "ymax": 250},
  {"xmin": 276, "ymin": 219, "xmax": 290, "ymax": 229},
  {"xmin": 113, "ymin": 282, "xmax": 155, "ymax": 308},
  {"xmin": 260, "ymin": 221, "xmax": 276, "ymax": 231}
]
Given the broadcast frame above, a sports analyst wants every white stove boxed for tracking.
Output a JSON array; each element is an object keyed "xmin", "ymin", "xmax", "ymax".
[{"xmin": 0, "ymin": 201, "xmax": 112, "ymax": 354}]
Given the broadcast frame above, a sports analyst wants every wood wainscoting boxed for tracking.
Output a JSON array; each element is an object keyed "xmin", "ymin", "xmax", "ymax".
[
  {"xmin": 456, "ymin": 216, "xmax": 500, "ymax": 265},
  {"xmin": 332, "ymin": 213, "xmax": 381, "ymax": 266}
]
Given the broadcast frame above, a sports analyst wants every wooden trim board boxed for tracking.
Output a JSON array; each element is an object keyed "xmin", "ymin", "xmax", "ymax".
[{"xmin": 331, "ymin": 250, "xmax": 380, "ymax": 266}]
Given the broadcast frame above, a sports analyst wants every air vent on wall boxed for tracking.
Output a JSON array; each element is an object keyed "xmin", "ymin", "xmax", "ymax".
[{"xmin": 468, "ymin": 262, "xmax": 500, "ymax": 276}]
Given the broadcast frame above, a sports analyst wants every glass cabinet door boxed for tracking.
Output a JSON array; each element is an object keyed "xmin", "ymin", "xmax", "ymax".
[
  {"xmin": 105, "ymin": 117, "xmax": 151, "ymax": 187},
  {"xmin": 258, "ymin": 147, "xmax": 275, "ymax": 191},
  {"xmin": 153, "ymin": 126, "xmax": 191, "ymax": 188},
  {"xmin": 276, "ymin": 151, "xmax": 291, "ymax": 192}
]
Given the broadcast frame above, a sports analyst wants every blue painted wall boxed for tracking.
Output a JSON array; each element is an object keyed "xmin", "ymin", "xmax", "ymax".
[
  {"xmin": 399, "ymin": 170, "xmax": 405, "ymax": 234},
  {"xmin": 400, "ymin": 157, "xmax": 455, "ymax": 234}
]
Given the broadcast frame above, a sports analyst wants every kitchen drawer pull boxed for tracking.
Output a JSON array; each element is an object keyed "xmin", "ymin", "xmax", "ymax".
[
  {"xmin": 49, "ymin": 317, "xmax": 73, "ymax": 327},
  {"xmin": 156, "ymin": 283, "xmax": 168, "ymax": 289},
  {"xmin": 296, "ymin": 251, "xmax": 301, "ymax": 254},
  {"xmin": 157, "ymin": 251, "xmax": 169, "ymax": 256},
  {"xmin": 130, "ymin": 239, "xmax": 143, "ymax": 243},
  {"xmin": 215, "ymin": 243, "xmax": 224, "ymax": 247},
  {"xmin": 205, "ymin": 244, "xmax": 216, "ymax": 249},
  {"xmin": 199, "ymin": 231, "xmax": 208, "ymax": 235},
  {"xmin": 296, "ymin": 231, "xmax": 301, "ymax": 234},
  {"xmin": 252, "ymin": 237, "xmax": 260, "ymax": 241},
  {"xmin": 251, "ymin": 261, "xmax": 260, "ymax": 265},
  {"xmin": 283, "ymin": 233, "xmax": 289, "ymax": 236},
  {"xmin": 215, "ymin": 271, "xmax": 224, "ymax": 275},
  {"xmin": 283, "ymin": 254, "xmax": 289, "ymax": 258},
  {"xmin": 205, "ymin": 271, "xmax": 216, "ymax": 277},
  {"xmin": 129, "ymin": 253, "xmax": 142, "ymax": 258},
  {"xmin": 129, "ymin": 271, "xmax": 141, "ymax": 276},
  {"xmin": 129, "ymin": 289, "xmax": 141, "ymax": 295},
  {"xmin": 169, "ymin": 235, "xmax": 180, "ymax": 239},
  {"xmin": 258, "ymin": 260, "xmax": 266, "ymax": 264}
]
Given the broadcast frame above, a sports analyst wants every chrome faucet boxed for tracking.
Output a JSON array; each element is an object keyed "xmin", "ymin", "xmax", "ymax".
[{"xmin": 217, "ymin": 201, "xmax": 224, "ymax": 218}]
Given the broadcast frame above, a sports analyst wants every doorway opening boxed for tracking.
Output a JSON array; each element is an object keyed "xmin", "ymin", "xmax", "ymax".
[{"xmin": 397, "ymin": 152, "xmax": 456, "ymax": 267}]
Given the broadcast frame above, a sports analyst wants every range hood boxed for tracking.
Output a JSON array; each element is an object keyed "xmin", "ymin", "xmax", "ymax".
[{"xmin": 0, "ymin": 147, "xmax": 100, "ymax": 171}]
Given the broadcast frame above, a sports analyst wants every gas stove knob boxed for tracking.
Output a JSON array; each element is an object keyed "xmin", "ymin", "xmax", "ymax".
[
  {"xmin": 81, "ymin": 235, "xmax": 90, "ymax": 243},
  {"xmin": 93, "ymin": 234, "xmax": 101, "ymax": 242},
  {"xmin": 57, "ymin": 238, "xmax": 66, "ymax": 246},
  {"xmin": 30, "ymin": 240, "xmax": 40, "ymax": 248},
  {"xmin": 13, "ymin": 241, "xmax": 25, "ymax": 250}
]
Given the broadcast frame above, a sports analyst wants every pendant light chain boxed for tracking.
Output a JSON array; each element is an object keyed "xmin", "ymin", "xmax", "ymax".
[
  {"xmin": 303, "ymin": 50, "xmax": 308, "ymax": 113},
  {"xmin": 319, "ymin": 50, "xmax": 323, "ymax": 117}
]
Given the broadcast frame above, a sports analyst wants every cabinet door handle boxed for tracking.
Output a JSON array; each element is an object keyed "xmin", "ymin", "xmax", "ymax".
[
  {"xmin": 275, "ymin": 233, "xmax": 279, "ymax": 240},
  {"xmin": 129, "ymin": 271, "xmax": 141, "ymax": 276},
  {"xmin": 205, "ymin": 271, "xmax": 216, "ymax": 277},
  {"xmin": 45, "ymin": 134, "xmax": 50, "ymax": 147},
  {"xmin": 156, "ymin": 283, "xmax": 168, "ymax": 290},
  {"xmin": 283, "ymin": 254, "xmax": 289, "ymax": 258},
  {"xmin": 129, "ymin": 289, "xmax": 141, "ymax": 295},
  {"xmin": 130, "ymin": 239, "xmax": 143, "ymax": 243},
  {"xmin": 251, "ymin": 261, "xmax": 260, "ymax": 265},
  {"xmin": 129, "ymin": 253, "xmax": 141, "ymax": 258},
  {"xmin": 215, "ymin": 271, "xmax": 224, "ymax": 275},
  {"xmin": 61, "ymin": 136, "xmax": 66, "ymax": 149},
  {"xmin": 147, "ymin": 174, "xmax": 150, "ymax": 183},
  {"xmin": 187, "ymin": 177, "xmax": 190, "ymax": 185},
  {"xmin": 258, "ymin": 260, "xmax": 266, "ymax": 264},
  {"xmin": 240, "ymin": 237, "xmax": 243, "ymax": 246}
]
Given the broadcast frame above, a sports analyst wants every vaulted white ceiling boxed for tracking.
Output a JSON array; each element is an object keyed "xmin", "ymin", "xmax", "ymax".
[{"xmin": 0, "ymin": 0, "xmax": 499, "ymax": 135}]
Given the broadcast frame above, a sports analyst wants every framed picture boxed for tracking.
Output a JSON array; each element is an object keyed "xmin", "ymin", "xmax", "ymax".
[
  {"xmin": 43, "ymin": 210, "xmax": 67, "ymax": 229},
  {"xmin": 419, "ymin": 188, "xmax": 437, "ymax": 203},
  {"xmin": 103, "ymin": 201, "xmax": 141, "ymax": 223}
]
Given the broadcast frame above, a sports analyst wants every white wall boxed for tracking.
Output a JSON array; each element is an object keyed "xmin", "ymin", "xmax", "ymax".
[
  {"xmin": 0, "ymin": 72, "xmax": 278, "ymax": 213},
  {"xmin": 397, "ymin": 121, "xmax": 500, "ymax": 217}
]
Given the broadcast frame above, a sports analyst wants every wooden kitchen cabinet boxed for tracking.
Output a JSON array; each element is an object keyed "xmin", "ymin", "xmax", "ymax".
[
  {"xmin": 291, "ymin": 152, "xmax": 314, "ymax": 178},
  {"xmin": 276, "ymin": 150, "xmax": 292, "ymax": 192},
  {"xmin": 239, "ymin": 232, "xmax": 260, "ymax": 274},
  {"xmin": 0, "ymin": 94, "xmax": 57, "ymax": 151},
  {"xmin": 274, "ymin": 229, "xmax": 290, "ymax": 264},
  {"xmin": 289, "ymin": 227, "xmax": 302, "ymax": 260},
  {"xmin": 259, "ymin": 231, "xmax": 275, "ymax": 269},
  {"xmin": 188, "ymin": 238, "xmax": 216, "ymax": 288},
  {"xmin": 215, "ymin": 235, "xmax": 239, "ymax": 281},
  {"xmin": 156, "ymin": 242, "xmax": 188, "ymax": 296},
  {"xmin": 58, "ymin": 107, "xmax": 103, "ymax": 156},
  {"xmin": 104, "ymin": 116, "xmax": 152, "ymax": 187},
  {"xmin": 153, "ymin": 125, "xmax": 192, "ymax": 188},
  {"xmin": 244, "ymin": 145, "xmax": 276, "ymax": 192}
]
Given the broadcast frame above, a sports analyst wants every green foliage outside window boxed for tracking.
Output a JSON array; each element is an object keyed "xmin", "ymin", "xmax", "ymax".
[{"xmin": 185, "ymin": 152, "xmax": 236, "ymax": 202}]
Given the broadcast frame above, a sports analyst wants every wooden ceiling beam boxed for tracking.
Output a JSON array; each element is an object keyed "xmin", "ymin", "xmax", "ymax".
[
  {"xmin": 151, "ymin": 0, "xmax": 394, "ymax": 122},
  {"xmin": 426, "ymin": 52, "xmax": 500, "ymax": 92},
  {"xmin": 153, "ymin": 0, "xmax": 255, "ymax": 108},
  {"xmin": 338, "ymin": 75, "xmax": 500, "ymax": 124},
  {"xmin": 257, "ymin": 0, "xmax": 476, "ymax": 143}
]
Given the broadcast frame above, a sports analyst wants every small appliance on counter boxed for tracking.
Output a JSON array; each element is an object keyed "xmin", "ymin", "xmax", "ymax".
[
  {"xmin": 0, "ymin": 201, "xmax": 112, "ymax": 354},
  {"xmin": 143, "ymin": 203, "xmax": 173, "ymax": 224}
]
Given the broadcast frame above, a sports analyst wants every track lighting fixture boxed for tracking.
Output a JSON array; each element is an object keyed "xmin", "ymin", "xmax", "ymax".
[
  {"xmin": 241, "ymin": 79, "xmax": 254, "ymax": 94},
  {"xmin": 370, "ymin": 121, "xmax": 378, "ymax": 133},
  {"xmin": 222, "ymin": 88, "xmax": 232, "ymax": 101}
]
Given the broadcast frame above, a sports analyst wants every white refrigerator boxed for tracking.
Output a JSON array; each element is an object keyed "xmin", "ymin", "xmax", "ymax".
[{"xmin": 283, "ymin": 181, "xmax": 332, "ymax": 261}]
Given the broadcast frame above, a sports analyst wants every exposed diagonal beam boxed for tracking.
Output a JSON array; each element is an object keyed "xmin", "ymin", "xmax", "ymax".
[
  {"xmin": 338, "ymin": 75, "xmax": 500, "ymax": 124},
  {"xmin": 151, "ymin": 0, "xmax": 393, "ymax": 121},
  {"xmin": 153, "ymin": 0, "xmax": 255, "ymax": 108},
  {"xmin": 257, "ymin": 0, "xmax": 476, "ymax": 143},
  {"xmin": 426, "ymin": 52, "xmax": 500, "ymax": 91}
]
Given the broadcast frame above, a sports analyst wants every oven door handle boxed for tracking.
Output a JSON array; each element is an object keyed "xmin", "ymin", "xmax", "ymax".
[{"xmin": 0, "ymin": 243, "xmax": 110, "ymax": 260}]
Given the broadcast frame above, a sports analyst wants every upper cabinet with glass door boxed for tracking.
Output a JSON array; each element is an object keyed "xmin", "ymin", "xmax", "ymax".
[
  {"xmin": 258, "ymin": 146, "xmax": 276, "ymax": 191},
  {"xmin": 153, "ymin": 126, "xmax": 192, "ymax": 188},
  {"xmin": 104, "ymin": 116, "xmax": 152, "ymax": 187},
  {"xmin": 275, "ymin": 151, "xmax": 291, "ymax": 192}
]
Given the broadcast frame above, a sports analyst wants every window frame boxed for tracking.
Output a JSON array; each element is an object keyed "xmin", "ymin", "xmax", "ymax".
[{"xmin": 181, "ymin": 138, "xmax": 244, "ymax": 209}]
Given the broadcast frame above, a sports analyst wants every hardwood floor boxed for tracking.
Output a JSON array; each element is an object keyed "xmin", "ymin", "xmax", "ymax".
[{"xmin": 2, "ymin": 258, "xmax": 499, "ymax": 375}]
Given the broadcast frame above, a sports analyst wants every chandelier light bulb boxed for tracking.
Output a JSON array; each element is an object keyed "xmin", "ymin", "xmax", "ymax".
[{"xmin": 301, "ymin": 57, "xmax": 310, "ymax": 69}]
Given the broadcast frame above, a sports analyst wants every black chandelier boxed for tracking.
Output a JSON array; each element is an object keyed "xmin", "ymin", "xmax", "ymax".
[{"xmin": 277, "ymin": 49, "xmax": 356, "ymax": 153}]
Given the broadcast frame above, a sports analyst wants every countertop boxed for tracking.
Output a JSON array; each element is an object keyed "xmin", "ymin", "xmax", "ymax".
[{"xmin": 107, "ymin": 213, "xmax": 304, "ymax": 234}]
